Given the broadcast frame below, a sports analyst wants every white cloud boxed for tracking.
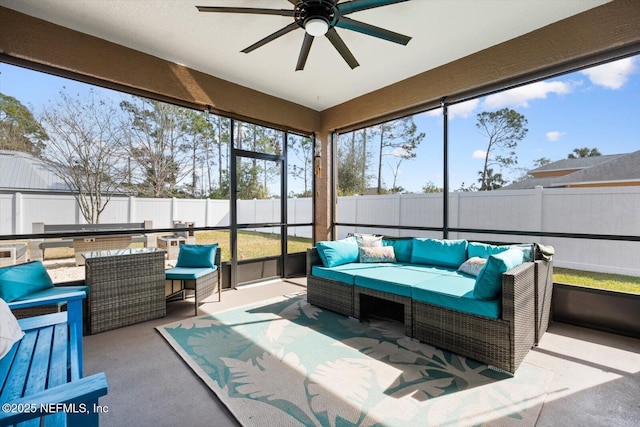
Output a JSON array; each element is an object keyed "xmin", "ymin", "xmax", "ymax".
[
  {"xmin": 546, "ymin": 131, "xmax": 564, "ymax": 141},
  {"xmin": 581, "ymin": 57, "xmax": 637, "ymax": 89},
  {"xmin": 449, "ymin": 99, "xmax": 480, "ymax": 119},
  {"xmin": 484, "ymin": 80, "xmax": 574, "ymax": 109},
  {"xmin": 472, "ymin": 150, "xmax": 487, "ymax": 159}
]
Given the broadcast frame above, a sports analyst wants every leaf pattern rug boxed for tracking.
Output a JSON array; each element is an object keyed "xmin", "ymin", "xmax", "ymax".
[{"xmin": 157, "ymin": 294, "xmax": 552, "ymax": 427}]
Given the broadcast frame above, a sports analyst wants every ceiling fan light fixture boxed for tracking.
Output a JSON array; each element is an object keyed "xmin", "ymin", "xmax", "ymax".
[{"xmin": 305, "ymin": 17, "xmax": 329, "ymax": 37}]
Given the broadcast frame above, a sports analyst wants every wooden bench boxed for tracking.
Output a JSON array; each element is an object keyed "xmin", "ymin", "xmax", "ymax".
[
  {"xmin": 30, "ymin": 221, "xmax": 154, "ymax": 265},
  {"xmin": 1, "ymin": 291, "xmax": 108, "ymax": 426}
]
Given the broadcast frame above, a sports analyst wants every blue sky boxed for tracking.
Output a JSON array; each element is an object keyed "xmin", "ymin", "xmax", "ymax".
[
  {"xmin": 403, "ymin": 56, "xmax": 640, "ymax": 191},
  {"xmin": 1, "ymin": 56, "xmax": 639, "ymax": 194}
]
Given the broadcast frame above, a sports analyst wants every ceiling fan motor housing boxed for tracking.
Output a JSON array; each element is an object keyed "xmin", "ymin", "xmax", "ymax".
[{"xmin": 295, "ymin": 0, "xmax": 338, "ymax": 30}]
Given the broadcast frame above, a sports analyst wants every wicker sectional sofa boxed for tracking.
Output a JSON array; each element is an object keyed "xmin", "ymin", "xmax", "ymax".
[{"xmin": 307, "ymin": 236, "xmax": 553, "ymax": 374}]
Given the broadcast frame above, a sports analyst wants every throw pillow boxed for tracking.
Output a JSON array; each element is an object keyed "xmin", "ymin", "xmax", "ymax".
[
  {"xmin": 0, "ymin": 261, "xmax": 54, "ymax": 303},
  {"xmin": 176, "ymin": 244, "xmax": 218, "ymax": 269},
  {"xmin": 359, "ymin": 246, "xmax": 396, "ymax": 263},
  {"xmin": 382, "ymin": 238, "xmax": 413, "ymax": 263},
  {"xmin": 0, "ymin": 298, "xmax": 24, "ymax": 358},
  {"xmin": 457, "ymin": 256, "xmax": 487, "ymax": 277},
  {"xmin": 410, "ymin": 238, "xmax": 468, "ymax": 268},
  {"xmin": 473, "ymin": 248, "xmax": 527, "ymax": 300},
  {"xmin": 353, "ymin": 233, "xmax": 383, "ymax": 248},
  {"xmin": 316, "ymin": 239, "xmax": 359, "ymax": 268}
]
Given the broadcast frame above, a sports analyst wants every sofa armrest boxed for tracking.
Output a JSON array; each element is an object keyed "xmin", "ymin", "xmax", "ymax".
[
  {"xmin": 501, "ymin": 262, "xmax": 535, "ymax": 323},
  {"xmin": 306, "ymin": 247, "xmax": 322, "ymax": 277}
]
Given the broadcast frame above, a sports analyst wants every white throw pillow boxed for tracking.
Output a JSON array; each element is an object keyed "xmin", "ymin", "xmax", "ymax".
[
  {"xmin": 0, "ymin": 298, "xmax": 24, "ymax": 359},
  {"xmin": 457, "ymin": 256, "xmax": 487, "ymax": 277}
]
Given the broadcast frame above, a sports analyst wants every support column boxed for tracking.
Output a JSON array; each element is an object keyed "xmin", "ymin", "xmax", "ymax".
[{"xmin": 313, "ymin": 131, "xmax": 332, "ymax": 242}]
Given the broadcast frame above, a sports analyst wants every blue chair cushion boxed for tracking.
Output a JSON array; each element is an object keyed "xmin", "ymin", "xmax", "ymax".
[
  {"xmin": 410, "ymin": 238, "xmax": 468, "ymax": 268},
  {"xmin": 0, "ymin": 261, "xmax": 54, "ymax": 303},
  {"xmin": 166, "ymin": 267, "xmax": 217, "ymax": 280},
  {"xmin": 176, "ymin": 244, "xmax": 218, "ymax": 268},
  {"xmin": 316, "ymin": 238, "xmax": 359, "ymax": 267},
  {"xmin": 467, "ymin": 242, "xmax": 512, "ymax": 259},
  {"xmin": 474, "ymin": 248, "xmax": 527, "ymax": 300}
]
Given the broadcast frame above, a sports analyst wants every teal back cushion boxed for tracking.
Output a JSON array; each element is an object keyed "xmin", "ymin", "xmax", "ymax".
[
  {"xmin": 468, "ymin": 242, "xmax": 512, "ymax": 259},
  {"xmin": 473, "ymin": 248, "xmax": 527, "ymax": 300},
  {"xmin": 410, "ymin": 238, "xmax": 468, "ymax": 268},
  {"xmin": 176, "ymin": 244, "xmax": 218, "ymax": 268},
  {"xmin": 382, "ymin": 239, "xmax": 413, "ymax": 263},
  {"xmin": 0, "ymin": 261, "xmax": 54, "ymax": 303},
  {"xmin": 316, "ymin": 239, "xmax": 359, "ymax": 268}
]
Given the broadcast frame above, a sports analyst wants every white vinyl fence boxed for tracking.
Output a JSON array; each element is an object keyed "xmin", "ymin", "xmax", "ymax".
[{"xmin": 1, "ymin": 186, "xmax": 639, "ymax": 276}]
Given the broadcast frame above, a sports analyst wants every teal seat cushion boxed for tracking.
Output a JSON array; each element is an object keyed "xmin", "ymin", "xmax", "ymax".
[
  {"xmin": 14, "ymin": 285, "xmax": 90, "ymax": 301},
  {"xmin": 354, "ymin": 265, "xmax": 443, "ymax": 297},
  {"xmin": 176, "ymin": 244, "xmax": 218, "ymax": 268},
  {"xmin": 316, "ymin": 238, "xmax": 359, "ymax": 267},
  {"xmin": 166, "ymin": 267, "xmax": 217, "ymax": 280},
  {"xmin": 412, "ymin": 274, "xmax": 501, "ymax": 319},
  {"xmin": 382, "ymin": 238, "xmax": 413, "ymax": 263},
  {"xmin": 474, "ymin": 248, "xmax": 527, "ymax": 300},
  {"xmin": 311, "ymin": 263, "xmax": 389, "ymax": 285},
  {"xmin": 0, "ymin": 261, "xmax": 54, "ymax": 303},
  {"xmin": 410, "ymin": 238, "xmax": 468, "ymax": 268}
]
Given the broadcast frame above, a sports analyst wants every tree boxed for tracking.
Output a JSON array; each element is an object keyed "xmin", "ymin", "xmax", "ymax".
[
  {"xmin": 120, "ymin": 98, "xmax": 193, "ymax": 198},
  {"xmin": 39, "ymin": 89, "xmax": 127, "ymax": 223},
  {"xmin": 422, "ymin": 181, "xmax": 443, "ymax": 193},
  {"xmin": 475, "ymin": 108, "xmax": 528, "ymax": 191},
  {"xmin": 533, "ymin": 157, "xmax": 552, "ymax": 168},
  {"xmin": 375, "ymin": 117, "xmax": 425, "ymax": 194},
  {"xmin": 337, "ymin": 130, "xmax": 371, "ymax": 196},
  {"xmin": 568, "ymin": 147, "xmax": 601, "ymax": 158},
  {"xmin": 288, "ymin": 135, "xmax": 314, "ymax": 197},
  {"xmin": 477, "ymin": 168, "xmax": 506, "ymax": 190},
  {"xmin": 0, "ymin": 93, "xmax": 48, "ymax": 154}
]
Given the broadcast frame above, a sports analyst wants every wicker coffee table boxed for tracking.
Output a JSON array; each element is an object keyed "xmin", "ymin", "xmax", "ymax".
[{"xmin": 84, "ymin": 247, "xmax": 166, "ymax": 334}]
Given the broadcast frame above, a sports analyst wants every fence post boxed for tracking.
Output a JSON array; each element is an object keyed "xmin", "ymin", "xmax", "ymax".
[
  {"xmin": 13, "ymin": 192, "xmax": 22, "ymax": 234},
  {"xmin": 534, "ymin": 186, "xmax": 544, "ymax": 243},
  {"xmin": 128, "ymin": 196, "xmax": 136, "ymax": 223}
]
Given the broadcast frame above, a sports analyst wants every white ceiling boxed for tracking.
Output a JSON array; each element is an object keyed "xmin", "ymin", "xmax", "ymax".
[{"xmin": 1, "ymin": 0, "xmax": 609, "ymax": 111}]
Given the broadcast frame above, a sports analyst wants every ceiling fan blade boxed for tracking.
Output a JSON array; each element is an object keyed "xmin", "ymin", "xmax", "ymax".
[
  {"xmin": 336, "ymin": 16, "xmax": 411, "ymax": 45},
  {"xmin": 296, "ymin": 34, "xmax": 314, "ymax": 71},
  {"xmin": 325, "ymin": 28, "xmax": 359, "ymax": 69},
  {"xmin": 338, "ymin": 0, "xmax": 409, "ymax": 15},
  {"xmin": 196, "ymin": 6, "xmax": 294, "ymax": 17},
  {"xmin": 241, "ymin": 22, "xmax": 300, "ymax": 53}
]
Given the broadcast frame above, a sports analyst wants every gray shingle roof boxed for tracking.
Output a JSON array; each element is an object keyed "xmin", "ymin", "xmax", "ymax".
[
  {"xmin": 502, "ymin": 150, "xmax": 640, "ymax": 189},
  {"xmin": 0, "ymin": 150, "xmax": 72, "ymax": 193},
  {"xmin": 529, "ymin": 153, "xmax": 625, "ymax": 174}
]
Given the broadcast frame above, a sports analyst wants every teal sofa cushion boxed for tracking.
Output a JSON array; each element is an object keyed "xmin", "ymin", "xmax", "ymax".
[
  {"xmin": 0, "ymin": 261, "xmax": 54, "ymax": 303},
  {"xmin": 412, "ymin": 274, "xmax": 501, "ymax": 319},
  {"xmin": 353, "ymin": 266, "xmax": 444, "ymax": 297},
  {"xmin": 468, "ymin": 242, "xmax": 512, "ymax": 259},
  {"xmin": 166, "ymin": 266, "xmax": 217, "ymax": 280},
  {"xmin": 410, "ymin": 238, "xmax": 468, "ymax": 268},
  {"xmin": 474, "ymin": 248, "xmax": 527, "ymax": 300},
  {"xmin": 316, "ymin": 239, "xmax": 359, "ymax": 267},
  {"xmin": 176, "ymin": 244, "xmax": 218, "ymax": 268},
  {"xmin": 382, "ymin": 238, "xmax": 413, "ymax": 263},
  {"xmin": 311, "ymin": 263, "xmax": 391, "ymax": 285}
]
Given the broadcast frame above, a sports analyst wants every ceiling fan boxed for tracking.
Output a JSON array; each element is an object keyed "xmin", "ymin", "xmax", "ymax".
[{"xmin": 196, "ymin": 0, "xmax": 412, "ymax": 71}]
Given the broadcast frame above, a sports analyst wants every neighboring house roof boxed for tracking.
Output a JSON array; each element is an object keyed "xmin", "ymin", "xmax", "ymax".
[
  {"xmin": 0, "ymin": 149, "xmax": 72, "ymax": 193},
  {"xmin": 529, "ymin": 154, "xmax": 625, "ymax": 175},
  {"xmin": 502, "ymin": 150, "xmax": 640, "ymax": 189}
]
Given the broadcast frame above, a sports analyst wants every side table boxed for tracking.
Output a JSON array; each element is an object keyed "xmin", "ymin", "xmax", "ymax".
[{"xmin": 84, "ymin": 247, "xmax": 166, "ymax": 334}]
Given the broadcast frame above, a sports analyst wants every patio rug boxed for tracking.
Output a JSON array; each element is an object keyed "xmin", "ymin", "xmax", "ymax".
[{"xmin": 157, "ymin": 294, "xmax": 552, "ymax": 427}]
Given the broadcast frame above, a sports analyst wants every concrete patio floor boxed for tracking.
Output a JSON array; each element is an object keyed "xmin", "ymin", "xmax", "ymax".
[{"xmin": 82, "ymin": 279, "xmax": 640, "ymax": 427}]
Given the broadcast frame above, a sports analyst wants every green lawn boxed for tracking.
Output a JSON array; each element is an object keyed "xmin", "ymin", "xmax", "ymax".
[{"xmin": 554, "ymin": 267, "xmax": 640, "ymax": 295}]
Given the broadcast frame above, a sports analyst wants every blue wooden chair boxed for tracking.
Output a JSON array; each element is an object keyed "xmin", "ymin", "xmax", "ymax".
[{"xmin": 1, "ymin": 290, "xmax": 108, "ymax": 426}]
